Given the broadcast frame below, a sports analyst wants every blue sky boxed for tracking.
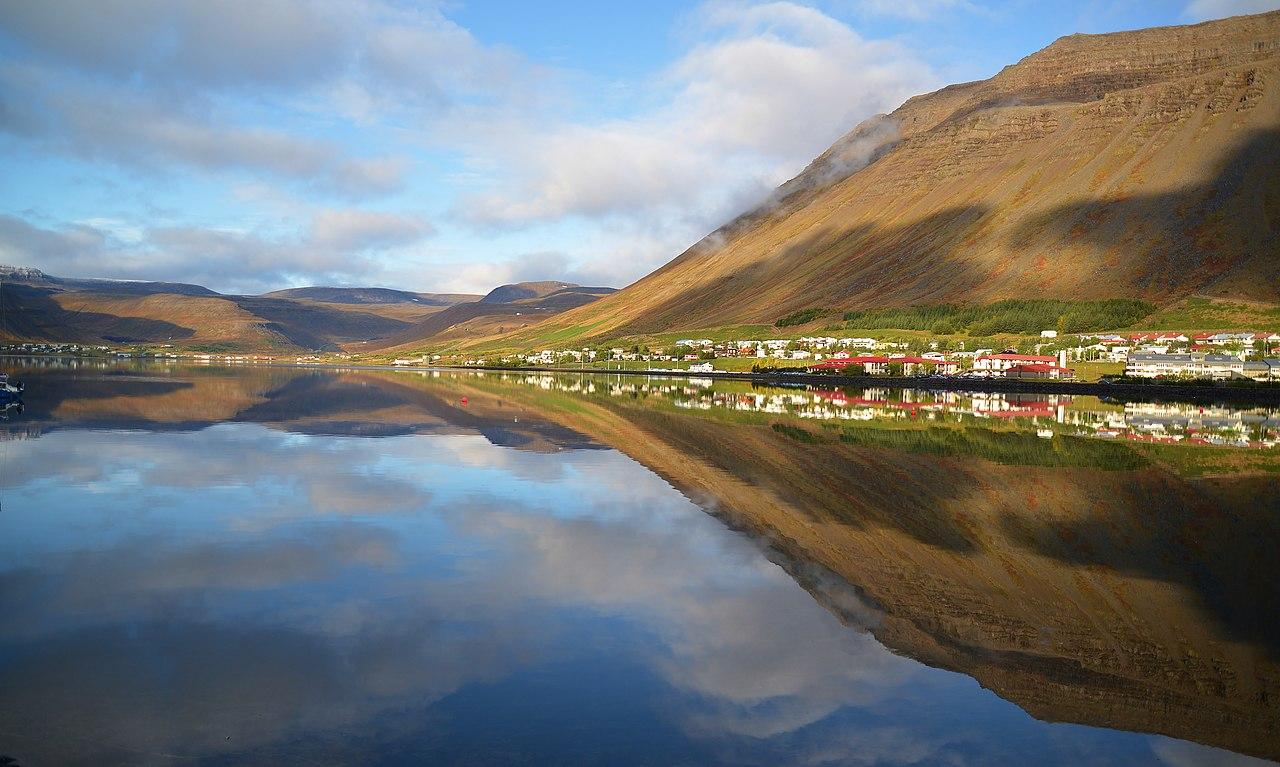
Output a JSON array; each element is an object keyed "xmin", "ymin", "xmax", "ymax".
[{"xmin": 0, "ymin": 0, "xmax": 1276, "ymax": 294}]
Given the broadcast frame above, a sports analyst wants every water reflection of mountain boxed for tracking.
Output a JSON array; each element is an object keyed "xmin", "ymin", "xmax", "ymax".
[
  {"xmin": 6, "ymin": 364, "xmax": 1278, "ymax": 760},
  {"xmin": 435, "ymin": 373, "xmax": 1280, "ymax": 762},
  {"xmin": 8, "ymin": 364, "xmax": 605, "ymax": 452}
]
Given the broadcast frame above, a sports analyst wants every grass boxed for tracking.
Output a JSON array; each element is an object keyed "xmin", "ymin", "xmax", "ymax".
[
  {"xmin": 1070, "ymin": 360, "xmax": 1125, "ymax": 382},
  {"xmin": 1138, "ymin": 297, "xmax": 1280, "ymax": 332},
  {"xmin": 832, "ymin": 424, "xmax": 1150, "ymax": 470}
]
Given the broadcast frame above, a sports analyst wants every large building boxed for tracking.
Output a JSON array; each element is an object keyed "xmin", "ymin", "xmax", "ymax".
[
  {"xmin": 1126, "ymin": 353, "xmax": 1247, "ymax": 379},
  {"xmin": 974, "ymin": 353, "xmax": 1058, "ymax": 372}
]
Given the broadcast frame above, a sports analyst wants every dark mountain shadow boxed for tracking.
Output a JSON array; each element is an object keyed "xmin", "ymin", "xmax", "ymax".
[
  {"xmin": 233, "ymin": 371, "xmax": 606, "ymax": 451},
  {"xmin": 0, "ymin": 284, "xmax": 194, "ymax": 343},
  {"xmin": 999, "ymin": 475, "xmax": 1280, "ymax": 658},
  {"xmin": 598, "ymin": 126, "xmax": 1278, "ymax": 339},
  {"xmin": 229, "ymin": 297, "xmax": 414, "ymax": 351},
  {"xmin": 11, "ymin": 371, "xmax": 193, "ymax": 428},
  {"xmin": 233, "ymin": 373, "xmax": 410, "ymax": 422},
  {"xmin": 1005, "ymin": 127, "xmax": 1280, "ymax": 297},
  {"xmin": 373, "ymin": 288, "xmax": 614, "ymax": 349},
  {"xmin": 607, "ymin": 405, "xmax": 984, "ymax": 553}
]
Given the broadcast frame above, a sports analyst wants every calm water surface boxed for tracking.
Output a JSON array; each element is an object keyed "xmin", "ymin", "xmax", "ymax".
[{"xmin": 0, "ymin": 361, "xmax": 1276, "ymax": 766}]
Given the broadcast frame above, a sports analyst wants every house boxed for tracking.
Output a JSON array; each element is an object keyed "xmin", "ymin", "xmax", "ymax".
[
  {"xmin": 841, "ymin": 338, "xmax": 878, "ymax": 349},
  {"xmin": 890, "ymin": 355, "xmax": 951, "ymax": 375},
  {"xmin": 1243, "ymin": 359, "xmax": 1280, "ymax": 381},
  {"xmin": 1195, "ymin": 332, "xmax": 1255, "ymax": 347},
  {"xmin": 1126, "ymin": 353, "xmax": 1246, "ymax": 379},
  {"xmin": 688, "ymin": 362, "xmax": 714, "ymax": 373},
  {"xmin": 1003, "ymin": 363, "xmax": 1073, "ymax": 380},
  {"xmin": 974, "ymin": 353, "xmax": 1057, "ymax": 374},
  {"xmin": 807, "ymin": 356, "xmax": 890, "ymax": 375}
]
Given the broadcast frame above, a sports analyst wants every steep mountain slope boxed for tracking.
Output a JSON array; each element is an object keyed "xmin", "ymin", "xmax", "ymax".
[{"xmin": 520, "ymin": 11, "xmax": 1280, "ymax": 342}]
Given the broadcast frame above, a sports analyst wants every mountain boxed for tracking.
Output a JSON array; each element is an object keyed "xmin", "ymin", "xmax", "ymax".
[
  {"xmin": 371, "ymin": 283, "xmax": 617, "ymax": 350},
  {"xmin": 515, "ymin": 11, "xmax": 1280, "ymax": 343},
  {"xmin": 1, "ymin": 265, "xmax": 218, "ymax": 297},
  {"xmin": 0, "ymin": 267, "xmax": 476, "ymax": 351},
  {"xmin": 262, "ymin": 286, "xmax": 478, "ymax": 306},
  {"xmin": 479, "ymin": 281, "xmax": 577, "ymax": 304}
]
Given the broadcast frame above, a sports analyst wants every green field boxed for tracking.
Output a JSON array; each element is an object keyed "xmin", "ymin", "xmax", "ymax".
[{"xmin": 1070, "ymin": 360, "xmax": 1125, "ymax": 382}]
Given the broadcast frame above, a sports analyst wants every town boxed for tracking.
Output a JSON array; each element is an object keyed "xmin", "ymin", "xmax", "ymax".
[
  {"xmin": 445, "ymin": 329, "xmax": 1280, "ymax": 383},
  {"xmin": 7, "ymin": 328, "xmax": 1280, "ymax": 384}
]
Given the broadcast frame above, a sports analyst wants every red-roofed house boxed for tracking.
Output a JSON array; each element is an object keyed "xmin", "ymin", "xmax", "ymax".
[
  {"xmin": 974, "ymin": 353, "xmax": 1056, "ymax": 373},
  {"xmin": 807, "ymin": 356, "xmax": 890, "ymax": 374},
  {"xmin": 1003, "ymin": 363, "xmax": 1074, "ymax": 380}
]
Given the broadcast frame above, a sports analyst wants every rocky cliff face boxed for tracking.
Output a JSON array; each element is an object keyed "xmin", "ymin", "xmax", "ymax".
[{"xmin": 533, "ymin": 11, "xmax": 1280, "ymax": 339}]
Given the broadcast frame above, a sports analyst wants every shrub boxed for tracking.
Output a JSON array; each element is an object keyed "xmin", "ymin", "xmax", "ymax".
[{"xmin": 775, "ymin": 308, "xmax": 823, "ymax": 327}]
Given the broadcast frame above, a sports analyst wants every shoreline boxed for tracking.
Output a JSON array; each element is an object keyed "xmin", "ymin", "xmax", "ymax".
[
  {"xmin": 7, "ymin": 355, "xmax": 1280, "ymax": 403},
  {"xmin": 444, "ymin": 365, "xmax": 1280, "ymax": 403}
]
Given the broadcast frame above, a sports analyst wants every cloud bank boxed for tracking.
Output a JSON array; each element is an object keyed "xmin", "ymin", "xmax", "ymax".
[{"xmin": 0, "ymin": 1, "xmax": 936, "ymax": 292}]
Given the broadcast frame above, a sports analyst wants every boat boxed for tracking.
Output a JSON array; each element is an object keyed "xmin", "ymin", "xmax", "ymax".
[{"xmin": 0, "ymin": 373, "xmax": 24, "ymax": 397}]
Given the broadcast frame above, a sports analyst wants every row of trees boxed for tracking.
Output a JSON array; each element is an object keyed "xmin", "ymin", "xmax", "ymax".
[{"xmin": 823, "ymin": 299, "xmax": 1156, "ymax": 335}]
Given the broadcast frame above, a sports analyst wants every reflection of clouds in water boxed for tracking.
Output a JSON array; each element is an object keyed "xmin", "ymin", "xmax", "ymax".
[
  {"xmin": 0, "ymin": 524, "xmax": 400, "ymax": 639},
  {"xmin": 1, "ymin": 421, "xmax": 921, "ymax": 761},
  {"xmin": 1151, "ymin": 737, "xmax": 1277, "ymax": 767},
  {"xmin": 0, "ymin": 617, "xmax": 535, "ymax": 764},
  {"xmin": 2, "ymin": 425, "xmax": 682, "ymax": 531},
  {"xmin": 0, "ymin": 420, "xmax": 1219, "ymax": 765},
  {"xmin": 446, "ymin": 499, "xmax": 919, "ymax": 740}
]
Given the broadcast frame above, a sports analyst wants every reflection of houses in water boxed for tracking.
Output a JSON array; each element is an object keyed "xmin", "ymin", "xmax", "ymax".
[
  {"xmin": 1120, "ymin": 402, "xmax": 1280, "ymax": 448},
  {"xmin": 969, "ymin": 392, "xmax": 1069, "ymax": 422},
  {"xmin": 489, "ymin": 373, "xmax": 1280, "ymax": 450}
]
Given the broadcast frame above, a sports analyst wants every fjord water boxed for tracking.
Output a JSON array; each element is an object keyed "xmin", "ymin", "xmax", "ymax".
[{"xmin": 1, "ymin": 362, "xmax": 1276, "ymax": 766}]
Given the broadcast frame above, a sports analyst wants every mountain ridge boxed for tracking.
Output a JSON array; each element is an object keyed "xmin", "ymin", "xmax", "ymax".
[{"xmin": 0, "ymin": 267, "xmax": 610, "ymax": 351}]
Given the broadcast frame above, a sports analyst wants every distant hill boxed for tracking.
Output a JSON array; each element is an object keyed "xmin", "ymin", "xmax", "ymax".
[
  {"xmin": 0, "ymin": 266, "xmax": 611, "ymax": 352},
  {"xmin": 2, "ymin": 265, "xmax": 218, "ymax": 297},
  {"xmin": 510, "ymin": 11, "xmax": 1280, "ymax": 344},
  {"xmin": 480, "ymin": 281, "xmax": 577, "ymax": 304},
  {"xmin": 0, "ymin": 267, "xmax": 471, "ymax": 351},
  {"xmin": 263, "ymin": 286, "xmax": 479, "ymax": 306},
  {"xmin": 372, "ymin": 285, "xmax": 617, "ymax": 351}
]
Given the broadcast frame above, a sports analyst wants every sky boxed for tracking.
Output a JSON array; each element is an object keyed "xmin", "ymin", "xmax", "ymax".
[{"xmin": 1, "ymin": 0, "xmax": 1277, "ymax": 295}]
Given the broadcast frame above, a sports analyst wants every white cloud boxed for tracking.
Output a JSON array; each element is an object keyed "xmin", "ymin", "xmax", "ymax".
[
  {"xmin": 455, "ymin": 1, "xmax": 935, "ymax": 286},
  {"xmin": 0, "ymin": 0, "xmax": 554, "ymax": 200},
  {"xmin": 1151, "ymin": 736, "xmax": 1277, "ymax": 766},
  {"xmin": 0, "ymin": 0, "xmax": 938, "ymax": 293},
  {"xmin": 849, "ymin": 0, "xmax": 985, "ymax": 21},
  {"xmin": 464, "ymin": 2, "xmax": 933, "ymax": 225},
  {"xmin": 1184, "ymin": 0, "xmax": 1280, "ymax": 21},
  {"xmin": 309, "ymin": 209, "xmax": 433, "ymax": 251},
  {"xmin": 0, "ymin": 209, "xmax": 435, "ymax": 293},
  {"xmin": 0, "ymin": 0, "xmax": 352, "ymax": 89},
  {"xmin": 0, "ymin": 65, "xmax": 410, "ymax": 198}
]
